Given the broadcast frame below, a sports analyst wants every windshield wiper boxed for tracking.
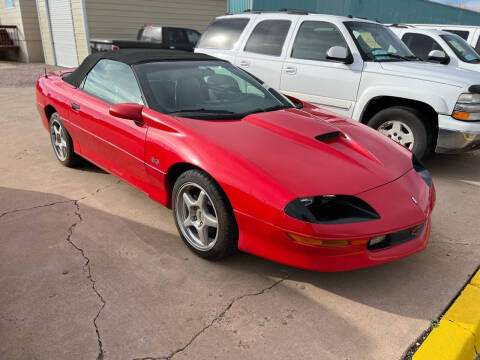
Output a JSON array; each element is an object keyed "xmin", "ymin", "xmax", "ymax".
[
  {"xmin": 241, "ymin": 104, "xmax": 293, "ymax": 117},
  {"xmin": 373, "ymin": 53, "xmax": 417, "ymax": 61},
  {"xmin": 167, "ymin": 108, "xmax": 235, "ymax": 114}
]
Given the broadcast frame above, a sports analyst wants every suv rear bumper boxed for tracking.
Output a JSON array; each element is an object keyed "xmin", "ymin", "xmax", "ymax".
[{"xmin": 436, "ymin": 114, "xmax": 480, "ymax": 153}]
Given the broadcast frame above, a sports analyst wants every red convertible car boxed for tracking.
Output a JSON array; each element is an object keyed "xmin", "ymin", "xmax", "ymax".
[{"xmin": 36, "ymin": 49, "xmax": 435, "ymax": 271}]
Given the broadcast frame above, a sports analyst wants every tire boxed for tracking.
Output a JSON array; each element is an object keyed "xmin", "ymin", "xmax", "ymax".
[
  {"xmin": 49, "ymin": 112, "xmax": 82, "ymax": 167},
  {"xmin": 172, "ymin": 169, "xmax": 238, "ymax": 260},
  {"xmin": 367, "ymin": 106, "xmax": 432, "ymax": 160}
]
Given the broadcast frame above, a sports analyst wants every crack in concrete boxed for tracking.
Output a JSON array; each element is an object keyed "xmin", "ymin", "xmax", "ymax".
[
  {"xmin": 0, "ymin": 179, "xmax": 122, "ymax": 220},
  {"xmin": 66, "ymin": 200, "xmax": 106, "ymax": 360},
  {"xmin": 0, "ymin": 199, "xmax": 75, "ymax": 219},
  {"xmin": 0, "ymin": 180, "xmax": 121, "ymax": 358},
  {"xmin": 133, "ymin": 271, "xmax": 299, "ymax": 360}
]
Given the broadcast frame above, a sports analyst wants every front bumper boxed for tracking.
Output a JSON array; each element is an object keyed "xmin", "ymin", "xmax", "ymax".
[
  {"xmin": 436, "ymin": 114, "xmax": 480, "ymax": 153},
  {"xmin": 235, "ymin": 170, "xmax": 435, "ymax": 272}
]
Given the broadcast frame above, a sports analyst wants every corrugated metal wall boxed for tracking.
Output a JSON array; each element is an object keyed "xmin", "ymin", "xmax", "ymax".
[
  {"xmin": 228, "ymin": 0, "xmax": 250, "ymax": 13},
  {"xmin": 229, "ymin": 0, "xmax": 480, "ymax": 26}
]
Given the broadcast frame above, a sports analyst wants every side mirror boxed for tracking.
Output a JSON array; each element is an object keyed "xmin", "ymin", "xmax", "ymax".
[
  {"xmin": 109, "ymin": 103, "xmax": 144, "ymax": 124},
  {"xmin": 428, "ymin": 50, "xmax": 449, "ymax": 64},
  {"xmin": 326, "ymin": 46, "xmax": 351, "ymax": 63}
]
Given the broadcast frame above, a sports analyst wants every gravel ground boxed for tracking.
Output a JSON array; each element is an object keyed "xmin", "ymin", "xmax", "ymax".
[{"xmin": 0, "ymin": 62, "xmax": 60, "ymax": 87}]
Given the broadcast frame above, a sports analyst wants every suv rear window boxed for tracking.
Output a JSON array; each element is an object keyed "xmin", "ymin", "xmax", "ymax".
[
  {"xmin": 197, "ymin": 18, "xmax": 249, "ymax": 50},
  {"xmin": 244, "ymin": 20, "xmax": 291, "ymax": 56}
]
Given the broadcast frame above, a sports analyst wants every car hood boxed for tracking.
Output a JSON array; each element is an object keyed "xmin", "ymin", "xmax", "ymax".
[
  {"xmin": 378, "ymin": 61, "xmax": 480, "ymax": 88},
  {"xmin": 180, "ymin": 108, "xmax": 413, "ymax": 197}
]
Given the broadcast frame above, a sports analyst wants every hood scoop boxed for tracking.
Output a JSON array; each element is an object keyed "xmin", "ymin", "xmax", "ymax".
[{"xmin": 315, "ymin": 131, "xmax": 341, "ymax": 143}]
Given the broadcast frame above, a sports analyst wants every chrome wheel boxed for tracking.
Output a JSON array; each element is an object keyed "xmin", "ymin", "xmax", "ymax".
[
  {"xmin": 175, "ymin": 182, "xmax": 219, "ymax": 251},
  {"xmin": 378, "ymin": 120, "xmax": 415, "ymax": 150},
  {"xmin": 50, "ymin": 117, "xmax": 68, "ymax": 161}
]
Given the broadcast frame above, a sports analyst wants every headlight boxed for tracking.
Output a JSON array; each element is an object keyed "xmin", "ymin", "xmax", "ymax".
[
  {"xmin": 412, "ymin": 155, "xmax": 432, "ymax": 187},
  {"xmin": 453, "ymin": 92, "xmax": 480, "ymax": 121},
  {"xmin": 284, "ymin": 195, "xmax": 380, "ymax": 224}
]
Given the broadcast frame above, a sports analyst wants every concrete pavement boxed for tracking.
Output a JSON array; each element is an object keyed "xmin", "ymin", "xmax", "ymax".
[{"xmin": 0, "ymin": 63, "xmax": 479, "ymax": 360}]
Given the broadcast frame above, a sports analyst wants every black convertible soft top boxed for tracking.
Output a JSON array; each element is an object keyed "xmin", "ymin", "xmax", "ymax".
[{"xmin": 63, "ymin": 49, "xmax": 222, "ymax": 88}]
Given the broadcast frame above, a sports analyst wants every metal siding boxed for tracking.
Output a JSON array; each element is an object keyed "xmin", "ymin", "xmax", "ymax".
[
  {"xmin": 85, "ymin": 0, "xmax": 226, "ymax": 39},
  {"xmin": 228, "ymin": 0, "xmax": 250, "ymax": 13},
  {"xmin": 249, "ymin": 0, "xmax": 480, "ymax": 26},
  {"xmin": 47, "ymin": 0, "xmax": 79, "ymax": 66}
]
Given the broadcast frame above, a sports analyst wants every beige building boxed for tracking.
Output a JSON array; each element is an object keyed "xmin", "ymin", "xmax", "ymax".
[
  {"xmin": 0, "ymin": 0, "xmax": 44, "ymax": 62},
  {"xmin": 36, "ymin": 0, "xmax": 226, "ymax": 67}
]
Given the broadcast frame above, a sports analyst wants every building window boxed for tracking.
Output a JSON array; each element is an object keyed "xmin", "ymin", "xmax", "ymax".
[{"xmin": 5, "ymin": 0, "xmax": 15, "ymax": 8}]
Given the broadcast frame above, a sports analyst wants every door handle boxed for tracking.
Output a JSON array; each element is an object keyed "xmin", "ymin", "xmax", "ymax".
[
  {"xmin": 71, "ymin": 103, "xmax": 80, "ymax": 110},
  {"xmin": 284, "ymin": 66, "xmax": 297, "ymax": 75},
  {"xmin": 239, "ymin": 60, "xmax": 250, "ymax": 67}
]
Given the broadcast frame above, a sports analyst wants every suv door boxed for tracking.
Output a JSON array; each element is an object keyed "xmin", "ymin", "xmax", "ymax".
[
  {"xmin": 235, "ymin": 17, "xmax": 297, "ymax": 88},
  {"xmin": 402, "ymin": 32, "xmax": 444, "ymax": 61},
  {"xmin": 280, "ymin": 20, "xmax": 362, "ymax": 118},
  {"xmin": 70, "ymin": 59, "xmax": 150, "ymax": 191}
]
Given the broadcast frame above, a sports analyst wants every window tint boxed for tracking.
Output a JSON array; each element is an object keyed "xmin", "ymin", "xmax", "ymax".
[
  {"xmin": 402, "ymin": 33, "xmax": 442, "ymax": 61},
  {"xmin": 441, "ymin": 34, "xmax": 480, "ymax": 63},
  {"xmin": 475, "ymin": 37, "xmax": 480, "ymax": 55},
  {"xmin": 133, "ymin": 60, "xmax": 292, "ymax": 118},
  {"xmin": 244, "ymin": 20, "xmax": 291, "ymax": 56},
  {"xmin": 291, "ymin": 21, "xmax": 347, "ymax": 61},
  {"xmin": 443, "ymin": 29, "xmax": 469, "ymax": 40},
  {"xmin": 197, "ymin": 18, "xmax": 249, "ymax": 50},
  {"xmin": 164, "ymin": 28, "xmax": 188, "ymax": 44},
  {"xmin": 82, "ymin": 59, "xmax": 143, "ymax": 105},
  {"xmin": 186, "ymin": 29, "xmax": 200, "ymax": 45}
]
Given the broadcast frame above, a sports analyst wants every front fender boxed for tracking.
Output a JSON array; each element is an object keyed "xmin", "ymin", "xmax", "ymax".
[{"xmin": 352, "ymin": 86, "xmax": 451, "ymax": 121}]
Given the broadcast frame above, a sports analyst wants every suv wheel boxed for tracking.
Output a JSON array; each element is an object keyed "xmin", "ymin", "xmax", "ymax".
[{"xmin": 367, "ymin": 106, "xmax": 432, "ymax": 159}]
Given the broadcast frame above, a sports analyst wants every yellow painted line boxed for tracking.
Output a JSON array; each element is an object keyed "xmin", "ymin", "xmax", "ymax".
[{"xmin": 413, "ymin": 268, "xmax": 480, "ymax": 360}]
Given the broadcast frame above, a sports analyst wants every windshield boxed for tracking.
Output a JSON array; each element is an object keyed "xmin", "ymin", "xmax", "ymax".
[
  {"xmin": 344, "ymin": 21, "xmax": 417, "ymax": 62},
  {"xmin": 134, "ymin": 61, "xmax": 293, "ymax": 119},
  {"xmin": 440, "ymin": 34, "xmax": 480, "ymax": 63}
]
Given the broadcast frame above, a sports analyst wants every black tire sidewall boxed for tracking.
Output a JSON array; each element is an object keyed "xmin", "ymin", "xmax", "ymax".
[
  {"xmin": 172, "ymin": 169, "xmax": 238, "ymax": 260},
  {"xmin": 367, "ymin": 107, "xmax": 432, "ymax": 159}
]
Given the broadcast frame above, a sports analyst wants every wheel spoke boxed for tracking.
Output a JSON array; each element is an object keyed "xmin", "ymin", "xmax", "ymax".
[
  {"xmin": 391, "ymin": 122, "xmax": 401, "ymax": 133},
  {"xmin": 203, "ymin": 213, "xmax": 217, "ymax": 228},
  {"xmin": 402, "ymin": 132, "xmax": 414, "ymax": 144},
  {"xmin": 183, "ymin": 192, "xmax": 196, "ymax": 210},
  {"xmin": 197, "ymin": 226, "xmax": 209, "ymax": 246},
  {"xmin": 183, "ymin": 217, "xmax": 193, "ymax": 228},
  {"xmin": 197, "ymin": 190, "xmax": 207, "ymax": 209}
]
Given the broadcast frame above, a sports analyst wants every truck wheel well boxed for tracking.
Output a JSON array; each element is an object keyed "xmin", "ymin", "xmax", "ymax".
[
  {"xmin": 360, "ymin": 96, "xmax": 438, "ymax": 139},
  {"xmin": 44, "ymin": 105, "xmax": 57, "ymax": 122}
]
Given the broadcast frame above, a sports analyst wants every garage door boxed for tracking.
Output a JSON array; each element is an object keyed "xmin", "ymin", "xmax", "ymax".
[{"xmin": 47, "ymin": 0, "xmax": 78, "ymax": 67}]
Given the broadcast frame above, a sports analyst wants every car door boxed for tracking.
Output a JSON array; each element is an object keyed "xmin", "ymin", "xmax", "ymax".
[
  {"xmin": 70, "ymin": 59, "xmax": 150, "ymax": 191},
  {"xmin": 234, "ymin": 16, "xmax": 298, "ymax": 88},
  {"xmin": 280, "ymin": 20, "xmax": 363, "ymax": 118}
]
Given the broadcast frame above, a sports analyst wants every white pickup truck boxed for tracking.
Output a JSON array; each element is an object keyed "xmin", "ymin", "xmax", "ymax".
[{"xmin": 195, "ymin": 11, "xmax": 480, "ymax": 158}]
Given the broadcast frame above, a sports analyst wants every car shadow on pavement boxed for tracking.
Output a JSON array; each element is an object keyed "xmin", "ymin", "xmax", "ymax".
[{"xmin": 425, "ymin": 152, "xmax": 480, "ymax": 182}]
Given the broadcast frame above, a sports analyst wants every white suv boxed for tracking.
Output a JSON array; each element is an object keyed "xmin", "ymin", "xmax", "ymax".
[
  {"xmin": 390, "ymin": 26, "xmax": 480, "ymax": 72},
  {"xmin": 195, "ymin": 11, "xmax": 480, "ymax": 158}
]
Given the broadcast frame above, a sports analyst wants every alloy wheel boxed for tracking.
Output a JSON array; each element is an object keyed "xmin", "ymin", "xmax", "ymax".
[
  {"xmin": 50, "ymin": 118, "xmax": 68, "ymax": 161},
  {"xmin": 175, "ymin": 182, "xmax": 219, "ymax": 251}
]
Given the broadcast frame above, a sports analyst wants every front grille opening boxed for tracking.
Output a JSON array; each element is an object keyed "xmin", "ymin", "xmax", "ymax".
[{"xmin": 367, "ymin": 223, "xmax": 425, "ymax": 251}]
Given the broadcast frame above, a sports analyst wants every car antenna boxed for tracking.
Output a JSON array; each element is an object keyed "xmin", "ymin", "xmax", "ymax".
[{"xmin": 44, "ymin": 67, "xmax": 48, "ymax": 78}]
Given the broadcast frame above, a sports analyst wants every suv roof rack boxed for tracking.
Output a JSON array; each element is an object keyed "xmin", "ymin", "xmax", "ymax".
[
  {"xmin": 241, "ymin": 8, "xmax": 310, "ymax": 15},
  {"xmin": 390, "ymin": 23, "xmax": 416, "ymax": 28}
]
